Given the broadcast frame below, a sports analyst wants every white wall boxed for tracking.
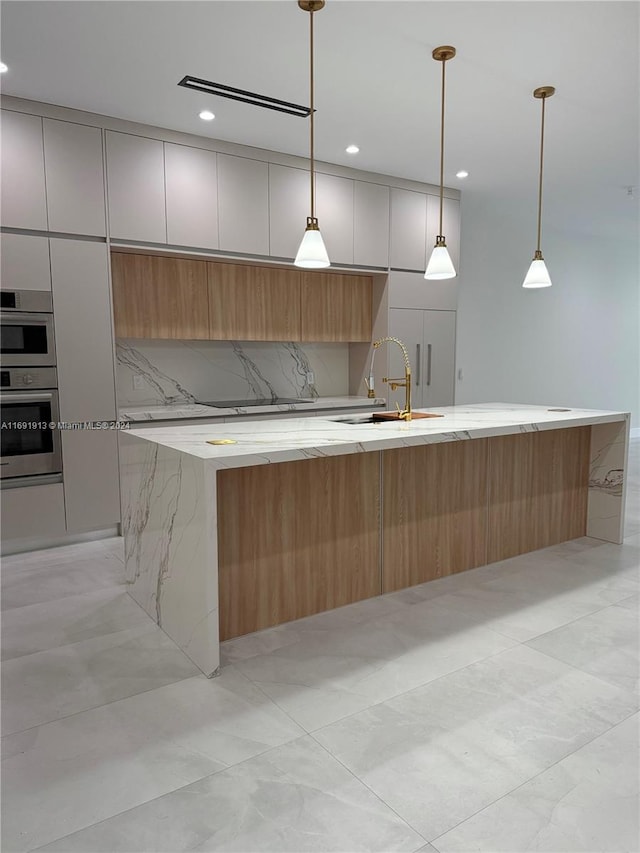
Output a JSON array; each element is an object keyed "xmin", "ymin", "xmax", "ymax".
[{"xmin": 455, "ymin": 191, "xmax": 639, "ymax": 425}]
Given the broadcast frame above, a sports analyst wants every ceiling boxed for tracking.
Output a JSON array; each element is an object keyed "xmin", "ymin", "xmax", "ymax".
[{"xmin": 1, "ymin": 1, "xmax": 638, "ymax": 240}]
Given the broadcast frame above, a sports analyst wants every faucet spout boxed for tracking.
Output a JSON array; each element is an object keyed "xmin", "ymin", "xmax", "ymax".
[{"xmin": 368, "ymin": 336, "xmax": 413, "ymax": 420}]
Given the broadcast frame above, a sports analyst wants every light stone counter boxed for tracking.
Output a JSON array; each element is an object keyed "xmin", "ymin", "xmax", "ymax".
[
  {"xmin": 119, "ymin": 396, "xmax": 386, "ymax": 422},
  {"xmin": 119, "ymin": 403, "xmax": 630, "ymax": 677}
]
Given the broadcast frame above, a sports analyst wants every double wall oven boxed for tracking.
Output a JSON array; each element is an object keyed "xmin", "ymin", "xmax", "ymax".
[{"xmin": 0, "ymin": 290, "xmax": 62, "ymax": 485}]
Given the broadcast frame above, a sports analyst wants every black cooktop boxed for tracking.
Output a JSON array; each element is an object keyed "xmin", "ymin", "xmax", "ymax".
[{"xmin": 198, "ymin": 398, "xmax": 313, "ymax": 408}]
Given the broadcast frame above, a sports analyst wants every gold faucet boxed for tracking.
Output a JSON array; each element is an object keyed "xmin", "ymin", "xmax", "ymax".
[{"xmin": 365, "ymin": 336, "xmax": 412, "ymax": 421}]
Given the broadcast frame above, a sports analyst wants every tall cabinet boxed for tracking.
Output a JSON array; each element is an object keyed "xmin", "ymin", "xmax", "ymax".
[{"xmin": 385, "ymin": 308, "xmax": 456, "ymax": 411}]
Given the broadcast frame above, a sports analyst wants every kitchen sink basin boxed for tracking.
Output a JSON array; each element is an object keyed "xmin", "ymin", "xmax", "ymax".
[{"xmin": 331, "ymin": 412, "xmax": 446, "ymax": 425}]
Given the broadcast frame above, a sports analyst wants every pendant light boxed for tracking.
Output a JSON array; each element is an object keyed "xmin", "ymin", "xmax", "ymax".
[
  {"xmin": 425, "ymin": 45, "xmax": 456, "ymax": 280},
  {"xmin": 523, "ymin": 86, "xmax": 555, "ymax": 288},
  {"xmin": 294, "ymin": 0, "xmax": 330, "ymax": 269}
]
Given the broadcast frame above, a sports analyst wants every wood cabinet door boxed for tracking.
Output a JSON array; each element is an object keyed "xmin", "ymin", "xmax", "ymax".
[
  {"xmin": 208, "ymin": 262, "xmax": 301, "ymax": 341},
  {"xmin": 111, "ymin": 253, "xmax": 209, "ymax": 339},
  {"xmin": 301, "ymin": 272, "xmax": 372, "ymax": 341}
]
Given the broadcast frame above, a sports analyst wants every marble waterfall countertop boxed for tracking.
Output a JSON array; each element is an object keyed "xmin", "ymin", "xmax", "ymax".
[
  {"xmin": 119, "ymin": 395, "xmax": 386, "ymax": 422},
  {"xmin": 124, "ymin": 402, "xmax": 629, "ymax": 468}
]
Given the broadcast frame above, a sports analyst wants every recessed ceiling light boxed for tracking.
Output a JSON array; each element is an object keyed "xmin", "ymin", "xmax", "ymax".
[
  {"xmin": 0, "ymin": 62, "xmax": 8, "ymax": 73},
  {"xmin": 346, "ymin": 144, "xmax": 359, "ymax": 154},
  {"xmin": 456, "ymin": 170, "xmax": 469, "ymax": 179},
  {"xmin": 199, "ymin": 110, "xmax": 215, "ymax": 121}
]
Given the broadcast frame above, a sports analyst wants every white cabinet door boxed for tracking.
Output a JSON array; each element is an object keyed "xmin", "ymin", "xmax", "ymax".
[
  {"xmin": 43, "ymin": 119, "xmax": 106, "ymax": 236},
  {"xmin": 217, "ymin": 154, "xmax": 269, "ymax": 256},
  {"xmin": 387, "ymin": 307, "xmax": 456, "ymax": 411},
  {"xmin": 105, "ymin": 131, "xmax": 166, "ymax": 243},
  {"xmin": 316, "ymin": 173, "xmax": 354, "ymax": 265},
  {"xmin": 388, "ymin": 269, "xmax": 458, "ymax": 311},
  {"xmin": 0, "ymin": 234, "xmax": 50, "ymax": 291},
  {"xmin": 269, "ymin": 163, "xmax": 308, "ymax": 259},
  {"xmin": 62, "ymin": 430, "xmax": 120, "ymax": 533},
  {"xmin": 387, "ymin": 308, "xmax": 425, "ymax": 410},
  {"xmin": 165, "ymin": 143, "xmax": 219, "ymax": 249},
  {"xmin": 49, "ymin": 239, "xmax": 116, "ymax": 422},
  {"xmin": 0, "ymin": 110, "xmax": 48, "ymax": 230},
  {"xmin": 422, "ymin": 309, "xmax": 456, "ymax": 408},
  {"xmin": 426, "ymin": 194, "xmax": 460, "ymax": 275},
  {"xmin": 1, "ymin": 483, "xmax": 66, "ymax": 546},
  {"xmin": 389, "ymin": 188, "xmax": 427, "ymax": 271},
  {"xmin": 354, "ymin": 181, "xmax": 389, "ymax": 268}
]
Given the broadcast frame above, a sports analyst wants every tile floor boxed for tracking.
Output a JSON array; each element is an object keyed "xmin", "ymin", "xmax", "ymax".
[{"xmin": 2, "ymin": 439, "xmax": 638, "ymax": 852}]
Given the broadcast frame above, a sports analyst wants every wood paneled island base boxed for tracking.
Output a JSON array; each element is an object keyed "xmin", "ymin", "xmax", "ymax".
[{"xmin": 119, "ymin": 404, "xmax": 629, "ymax": 675}]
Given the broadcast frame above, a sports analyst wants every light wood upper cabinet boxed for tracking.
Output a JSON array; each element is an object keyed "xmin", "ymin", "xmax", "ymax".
[
  {"xmin": 0, "ymin": 110, "xmax": 48, "ymax": 230},
  {"xmin": 301, "ymin": 272, "xmax": 372, "ymax": 342},
  {"xmin": 1, "ymin": 234, "xmax": 51, "ymax": 291},
  {"xmin": 43, "ymin": 119, "xmax": 106, "ymax": 236},
  {"xmin": 208, "ymin": 263, "xmax": 301, "ymax": 341},
  {"xmin": 354, "ymin": 181, "xmax": 390, "ymax": 268},
  {"xmin": 106, "ymin": 132, "xmax": 166, "ymax": 243},
  {"xmin": 165, "ymin": 143, "xmax": 219, "ymax": 249},
  {"xmin": 217, "ymin": 154, "xmax": 269, "ymax": 256},
  {"xmin": 111, "ymin": 252, "xmax": 209, "ymax": 339},
  {"xmin": 268, "ymin": 164, "xmax": 308, "ymax": 259},
  {"xmin": 315, "ymin": 173, "xmax": 354, "ymax": 266},
  {"xmin": 389, "ymin": 188, "xmax": 428, "ymax": 271}
]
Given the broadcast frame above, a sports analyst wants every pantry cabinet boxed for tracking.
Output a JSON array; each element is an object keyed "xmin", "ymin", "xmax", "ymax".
[
  {"xmin": 208, "ymin": 263, "xmax": 301, "ymax": 341},
  {"xmin": 111, "ymin": 253, "xmax": 209, "ymax": 339}
]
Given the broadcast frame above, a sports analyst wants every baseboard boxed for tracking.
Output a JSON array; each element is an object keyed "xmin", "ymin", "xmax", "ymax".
[{"xmin": 1, "ymin": 526, "xmax": 121, "ymax": 557}]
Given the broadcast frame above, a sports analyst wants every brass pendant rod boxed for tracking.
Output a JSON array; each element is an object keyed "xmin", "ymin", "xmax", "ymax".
[
  {"xmin": 536, "ymin": 93, "xmax": 546, "ymax": 254},
  {"xmin": 438, "ymin": 56, "xmax": 445, "ymax": 237},
  {"xmin": 309, "ymin": 7, "xmax": 315, "ymax": 220}
]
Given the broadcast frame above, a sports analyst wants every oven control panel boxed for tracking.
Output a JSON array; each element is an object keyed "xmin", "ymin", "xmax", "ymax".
[{"xmin": 0, "ymin": 367, "xmax": 58, "ymax": 390}]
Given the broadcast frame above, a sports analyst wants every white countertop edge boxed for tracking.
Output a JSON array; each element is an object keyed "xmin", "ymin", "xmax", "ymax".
[{"xmin": 121, "ymin": 404, "xmax": 630, "ymax": 468}]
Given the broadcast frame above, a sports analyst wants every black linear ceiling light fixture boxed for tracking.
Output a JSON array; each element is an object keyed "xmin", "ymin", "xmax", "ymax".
[{"xmin": 177, "ymin": 76, "xmax": 311, "ymax": 118}]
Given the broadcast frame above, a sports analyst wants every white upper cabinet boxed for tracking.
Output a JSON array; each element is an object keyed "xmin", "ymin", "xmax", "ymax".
[
  {"xmin": 0, "ymin": 234, "xmax": 51, "ymax": 291},
  {"xmin": 165, "ymin": 143, "xmax": 219, "ymax": 250},
  {"xmin": 50, "ymin": 239, "xmax": 116, "ymax": 423},
  {"xmin": 389, "ymin": 188, "xmax": 428, "ymax": 271},
  {"xmin": 43, "ymin": 119, "xmax": 106, "ymax": 236},
  {"xmin": 105, "ymin": 131, "xmax": 166, "ymax": 243},
  {"xmin": 0, "ymin": 110, "xmax": 48, "ymax": 231},
  {"xmin": 315, "ymin": 173, "xmax": 354, "ymax": 265},
  {"xmin": 354, "ymin": 181, "xmax": 390, "ymax": 268},
  {"xmin": 217, "ymin": 154, "xmax": 269, "ymax": 256},
  {"xmin": 268, "ymin": 163, "xmax": 308, "ymax": 259},
  {"xmin": 426, "ymin": 194, "xmax": 460, "ymax": 275}
]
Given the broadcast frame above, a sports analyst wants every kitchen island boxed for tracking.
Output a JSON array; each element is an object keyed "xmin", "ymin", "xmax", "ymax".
[{"xmin": 119, "ymin": 404, "xmax": 630, "ymax": 676}]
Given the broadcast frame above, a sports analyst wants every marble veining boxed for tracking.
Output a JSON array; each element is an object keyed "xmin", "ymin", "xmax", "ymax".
[{"xmin": 116, "ymin": 338, "xmax": 349, "ymax": 407}]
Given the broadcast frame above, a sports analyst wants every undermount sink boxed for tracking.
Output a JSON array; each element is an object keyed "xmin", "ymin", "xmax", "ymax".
[
  {"xmin": 331, "ymin": 411, "xmax": 446, "ymax": 425},
  {"xmin": 331, "ymin": 415, "xmax": 379, "ymax": 425}
]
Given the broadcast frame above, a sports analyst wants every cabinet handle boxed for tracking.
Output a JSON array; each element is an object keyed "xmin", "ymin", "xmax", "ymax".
[
  {"xmin": 416, "ymin": 344, "xmax": 421, "ymax": 386},
  {"xmin": 426, "ymin": 343, "xmax": 432, "ymax": 386}
]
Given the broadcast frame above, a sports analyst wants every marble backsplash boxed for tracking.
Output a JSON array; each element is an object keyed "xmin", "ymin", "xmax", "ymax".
[{"xmin": 116, "ymin": 339, "xmax": 350, "ymax": 406}]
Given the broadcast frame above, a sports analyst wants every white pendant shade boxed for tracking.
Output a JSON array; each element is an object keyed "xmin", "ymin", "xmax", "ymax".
[
  {"xmin": 425, "ymin": 244, "xmax": 456, "ymax": 280},
  {"xmin": 522, "ymin": 257, "xmax": 552, "ymax": 288},
  {"xmin": 294, "ymin": 226, "xmax": 330, "ymax": 269}
]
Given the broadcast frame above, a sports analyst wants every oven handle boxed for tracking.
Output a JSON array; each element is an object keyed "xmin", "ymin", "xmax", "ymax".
[
  {"xmin": 0, "ymin": 391, "xmax": 57, "ymax": 404},
  {"xmin": 0, "ymin": 312, "xmax": 54, "ymax": 324}
]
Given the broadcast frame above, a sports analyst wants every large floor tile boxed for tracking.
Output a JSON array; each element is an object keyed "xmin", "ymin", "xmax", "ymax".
[
  {"xmin": 313, "ymin": 645, "xmax": 639, "ymax": 840},
  {"xmin": 1, "ymin": 622, "xmax": 199, "ymax": 735},
  {"xmin": 2, "ymin": 668, "xmax": 305, "ymax": 852},
  {"xmin": 1, "ymin": 587, "xmax": 150, "ymax": 661},
  {"xmin": 1, "ymin": 539, "xmax": 125, "ymax": 611},
  {"xmin": 526, "ymin": 602, "xmax": 640, "ymax": 694},
  {"xmin": 35, "ymin": 736, "xmax": 425, "ymax": 853},
  {"xmin": 433, "ymin": 712, "xmax": 640, "ymax": 852},
  {"xmin": 234, "ymin": 600, "xmax": 515, "ymax": 731}
]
